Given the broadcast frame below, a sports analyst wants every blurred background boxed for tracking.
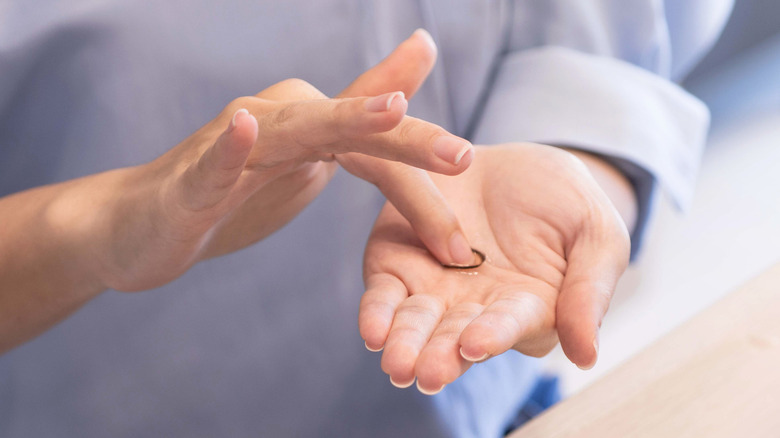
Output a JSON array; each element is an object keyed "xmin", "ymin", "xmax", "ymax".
[{"xmin": 547, "ymin": 0, "xmax": 780, "ymax": 395}]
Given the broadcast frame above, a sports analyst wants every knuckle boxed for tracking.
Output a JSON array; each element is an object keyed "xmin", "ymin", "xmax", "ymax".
[
  {"xmin": 401, "ymin": 294, "xmax": 445, "ymax": 317},
  {"xmin": 396, "ymin": 118, "xmax": 445, "ymax": 149},
  {"xmin": 272, "ymin": 102, "xmax": 297, "ymax": 126},
  {"xmin": 395, "ymin": 119, "xmax": 418, "ymax": 143},
  {"xmin": 273, "ymin": 78, "xmax": 325, "ymax": 100},
  {"xmin": 224, "ymin": 96, "xmax": 257, "ymax": 115},
  {"xmin": 332, "ymin": 99, "xmax": 352, "ymax": 128},
  {"xmin": 426, "ymin": 126, "xmax": 448, "ymax": 145},
  {"xmin": 279, "ymin": 78, "xmax": 312, "ymax": 90},
  {"xmin": 254, "ymin": 78, "xmax": 326, "ymax": 101}
]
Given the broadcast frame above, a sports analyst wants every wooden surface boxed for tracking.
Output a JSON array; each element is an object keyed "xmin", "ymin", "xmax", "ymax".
[{"xmin": 511, "ymin": 261, "xmax": 780, "ymax": 438}]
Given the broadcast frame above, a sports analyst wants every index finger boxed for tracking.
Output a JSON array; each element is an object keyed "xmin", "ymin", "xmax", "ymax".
[{"xmin": 254, "ymin": 93, "xmax": 473, "ymax": 175}]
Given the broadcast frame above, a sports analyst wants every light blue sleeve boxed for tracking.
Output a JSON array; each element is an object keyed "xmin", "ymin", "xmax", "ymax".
[{"xmin": 470, "ymin": 0, "xmax": 734, "ymax": 256}]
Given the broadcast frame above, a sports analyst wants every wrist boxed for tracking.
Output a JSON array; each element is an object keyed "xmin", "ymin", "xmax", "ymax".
[
  {"xmin": 564, "ymin": 149, "xmax": 639, "ymax": 232},
  {"xmin": 44, "ymin": 166, "xmax": 156, "ymax": 294},
  {"xmin": 44, "ymin": 175, "xmax": 117, "ymax": 296}
]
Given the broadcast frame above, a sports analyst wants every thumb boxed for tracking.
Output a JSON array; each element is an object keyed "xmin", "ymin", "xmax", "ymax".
[
  {"xmin": 178, "ymin": 109, "xmax": 258, "ymax": 212},
  {"xmin": 556, "ymin": 224, "xmax": 630, "ymax": 370}
]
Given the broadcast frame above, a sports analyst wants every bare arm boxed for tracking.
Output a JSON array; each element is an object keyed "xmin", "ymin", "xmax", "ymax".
[
  {"xmin": 0, "ymin": 79, "xmax": 472, "ymax": 354},
  {"xmin": 0, "ymin": 176, "xmax": 108, "ymax": 351}
]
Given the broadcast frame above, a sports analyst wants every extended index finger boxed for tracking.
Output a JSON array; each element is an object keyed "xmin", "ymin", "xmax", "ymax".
[{"xmin": 255, "ymin": 94, "xmax": 473, "ymax": 175}]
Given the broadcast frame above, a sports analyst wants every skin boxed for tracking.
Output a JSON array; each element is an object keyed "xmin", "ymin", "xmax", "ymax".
[
  {"xmin": 360, "ymin": 145, "xmax": 636, "ymax": 394},
  {"xmin": 0, "ymin": 30, "xmax": 474, "ymax": 353},
  {"xmin": 1, "ymin": 27, "xmax": 638, "ymax": 400}
]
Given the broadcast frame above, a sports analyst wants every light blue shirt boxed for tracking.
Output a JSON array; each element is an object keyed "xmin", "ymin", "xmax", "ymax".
[{"xmin": 0, "ymin": 1, "xmax": 732, "ymax": 437}]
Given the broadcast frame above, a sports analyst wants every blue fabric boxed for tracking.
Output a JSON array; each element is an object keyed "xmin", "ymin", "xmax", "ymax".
[
  {"xmin": 504, "ymin": 375, "xmax": 563, "ymax": 434},
  {"xmin": 0, "ymin": 1, "xmax": 731, "ymax": 436}
]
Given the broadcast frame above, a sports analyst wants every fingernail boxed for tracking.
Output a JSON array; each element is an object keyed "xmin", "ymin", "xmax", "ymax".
[
  {"xmin": 390, "ymin": 376, "xmax": 415, "ymax": 389},
  {"xmin": 433, "ymin": 137, "xmax": 473, "ymax": 165},
  {"xmin": 365, "ymin": 91, "xmax": 405, "ymax": 112},
  {"xmin": 229, "ymin": 108, "xmax": 249, "ymax": 132},
  {"xmin": 416, "ymin": 380, "xmax": 445, "ymax": 396},
  {"xmin": 449, "ymin": 232, "xmax": 474, "ymax": 265},
  {"xmin": 412, "ymin": 28, "xmax": 437, "ymax": 53},
  {"xmin": 365, "ymin": 341, "xmax": 383, "ymax": 353},
  {"xmin": 577, "ymin": 338, "xmax": 599, "ymax": 371},
  {"xmin": 460, "ymin": 347, "xmax": 489, "ymax": 362}
]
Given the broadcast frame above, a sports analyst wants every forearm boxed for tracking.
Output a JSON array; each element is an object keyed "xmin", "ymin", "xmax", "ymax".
[{"xmin": 0, "ymin": 174, "xmax": 111, "ymax": 353}]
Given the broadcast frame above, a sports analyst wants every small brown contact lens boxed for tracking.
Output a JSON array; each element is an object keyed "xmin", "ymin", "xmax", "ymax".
[{"xmin": 441, "ymin": 248, "xmax": 486, "ymax": 270}]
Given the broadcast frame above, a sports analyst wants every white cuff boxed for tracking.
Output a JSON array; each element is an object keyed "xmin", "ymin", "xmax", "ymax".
[{"xmin": 471, "ymin": 46, "xmax": 710, "ymax": 210}]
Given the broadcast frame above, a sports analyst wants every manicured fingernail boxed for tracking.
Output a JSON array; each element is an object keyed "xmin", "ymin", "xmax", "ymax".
[
  {"xmin": 365, "ymin": 91, "xmax": 405, "ymax": 112},
  {"xmin": 412, "ymin": 28, "xmax": 437, "ymax": 53},
  {"xmin": 460, "ymin": 347, "xmax": 489, "ymax": 362},
  {"xmin": 390, "ymin": 376, "xmax": 415, "ymax": 389},
  {"xmin": 577, "ymin": 338, "xmax": 599, "ymax": 370},
  {"xmin": 416, "ymin": 380, "xmax": 445, "ymax": 396},
  {"xmin": 449, "ymin": 232, "xmax": 473, "ymax": 265},
  {"xmin": 433, "ymin": 137, "xmax": 473, "ymax": 165},
  {"xmin": 365, "ymin": 341, "xmax": 383, "ymax": 353},
  {"xmin": 229, "ymin": 108, "xmax": 249, "ymax": 132}
]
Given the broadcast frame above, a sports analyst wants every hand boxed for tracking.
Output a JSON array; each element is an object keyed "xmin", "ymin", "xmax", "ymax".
[
  {"xmin": 0, "ymin": 29, "xmax": 473, "ymax": 352},
  {"xmin": 208, "ymin": 29, "xmax": 477, "ymax": 267},
  {"xmin": 74, "ymin": 80, "xmax": 468, "ymax": 291},
  {"xmin": 335, "ymin": 29, "xmax": 477, "ymax": 265},
  {"xmin": 71, "ymin": 31, "xmax": 477, "ymax": 292},
  {"xmin": 359, "ymin": 144, "xmax": 632, "ymax": 394}
]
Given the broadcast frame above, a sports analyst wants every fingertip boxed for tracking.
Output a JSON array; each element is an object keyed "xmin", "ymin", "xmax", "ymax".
[
  {"xmin": 365, "ymin": 341, "xmax": 383, "ymax": 353},
  {"xmin": 448, "ymin": 231, "xmax": 475, "ymax": 266},
  {"xmin": 358, "ymin": 316, "xmax": 390, "ymax": 352},
  {"xmin": 414, "ymin": 348, "xmax": 464, "ymax": 392},
  {"xmin": 416, "ymin": 380, "xmax": 445, "ymax": 396},
  {"xmin": 455, "ymin": 143, "xmax": 475, "ymax": 169},
  {"xmin": 458, "ymin": 326, "xmax": 494, "ymax": 362},
  {"xmin": 557, "ymin": 275, "xmax": 610, "ymax": 370},
  {"xmin": 459, "ymin": 346, "xmax": 489, "ymax": 362},
  {"xmin": 411, "ymin": 28, "xmax": 437, "ymax": 56},
  {"xmin": 388, "ymin": 91, "xmax": 408, "ymax": 116},
  {"xmin": 558, "ymin": 304, "xmax": 600, "ymax": 369},
  {"xmin": 390, "ymin": 375, "xmax": 415, "ymax": 389},
  {"xmin": 574, "ymin": 337, "xmax": 599, "ymax": 370},
  {"xmin": 220, "ymin": 108, "xmax": 257, "ymax": 167},
  {"xmin": 432, "ymin": 137, "xmax": 474, "ymax": 174},
  {"xmin": 381, "ymin": 349, "xmax": 417, "ymax": 387},
  {"xmin": 359, "ymin": 92, "xmax": 407, "ymax": 133},
  {"xmin": 229, "ymin": 108, "xmax": 258, "ymax": 141},
  {"xmin": 364, "ymin": 91, "xmax": 406, "ymax": 113},
  {"xmin": 229, "ymin": 108, "xmax": 249, "ymax": 130},
  {"xmin": 358, "ymin": 279, "xmax": 406, "ymax": 353}
]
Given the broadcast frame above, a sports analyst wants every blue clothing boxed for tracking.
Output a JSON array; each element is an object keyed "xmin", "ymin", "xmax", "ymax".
[{"xmin": 0, "ymin": 1, "xmax": 731, "ymax": 437}]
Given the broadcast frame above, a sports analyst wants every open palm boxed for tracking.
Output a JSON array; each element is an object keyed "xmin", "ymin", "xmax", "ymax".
[{"xmin": 360, "ymin": 143, "xmax": 631, "ymax": 394}]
